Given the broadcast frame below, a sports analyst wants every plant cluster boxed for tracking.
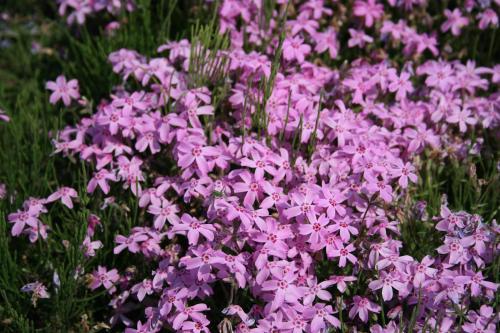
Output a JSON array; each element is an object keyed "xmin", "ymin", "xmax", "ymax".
[{"xmin": 1, "ymin": 0, "xmax": 500, "ymax": 332}]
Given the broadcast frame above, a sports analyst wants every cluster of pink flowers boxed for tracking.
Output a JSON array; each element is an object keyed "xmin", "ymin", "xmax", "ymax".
[
  {"xmin": 10, "ymin": 0, "xmax": 500, "ymax": 332},
  {"xmin": 56, "ymin": 0, "xmax": 134, "ymax": 25}
]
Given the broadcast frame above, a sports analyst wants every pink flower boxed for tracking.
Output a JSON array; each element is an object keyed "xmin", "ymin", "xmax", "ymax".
[
  {"xmin": 368, "ymin": 271, "xmax": 406, "ymax": 301},
  {"xmin": 303, "ymin": 303, "xmax": 340, "ymax": 332},
  {"xmin": 177, "ymin": 141, "xmax": 219, "ymax": 175},
  {"xmin": 0, "ymin": 109, "xmax": 9, "ymax": 122},
  {"xmin": 462, "ymin": 320, "xmax": 496, "ymax": 333},
  {"xmin": 349, "ymin": 296, "xmax": 381, "ymax": 322},
  {"xmin": 389, "ymin": 160, "xmax": 417, "ymax": 189},
  {"xmin": 87, "ymin": 169, "xmax": 117, "ymax": 194},
  {"xmin": 477, "ymin": 9, "xmax": 498, "ymax": 30},
  {"xmin": 284, "ymin": 191, "xmax": 317, "ymax": 222},
  {"xmin": 21, "ymin": 281, "xmax": 50, "ymax": 305},
  {"xmin": 314, "ymin": 28, "xmax": 339, "ymax": 58},
  {"xmin": 348, "ymin": 29, "xmax": 373, "ymax": 48},
  {"xmin": 455, "ymin": 272, "xmax": 498, "ymax": 297},
  {"xmin": 46, "ymin": 187, "xmax": 78, "ymax": 208},
  {"xmin": 171, "ymin": 214, "xmax": 216, "ymax": 245},
  {"xmin": 261, "ymin": 271, "xmax": 303, "ymax": 311},
  {"xmin": 388, "ymin": 72, "xmax": 414, "ymax": 101},
  {"xmin": 46, "ymin": 75, "xmax": 80, "ymax": 106},
  {"xmin": 147, "ymin": 199, "xmax": 180, "ymax": 229},
  {"xmin": 124, "ymin": 321, "xmax": 149, "ymax": 333},
  {"xmin": 135, "ymin": 131, "xmax": 161, "ymax": 154},
  {"xmin": 298, "ymin": 214, "xmax": 331, "ymax": 251},
  {"xmin": 89, "ymin": 266, "xmax": 119, "ymax": 291},
  {"xmin": 329, "ymin": 275, "xmax": 357, "ymax": 293},
  {"xmin": 131, "ymin": 279, "xmax": 154, "ymax": 301},
  {"xmin": 112, "ymin": 91, "xmax": 149, "ymax": 113},
  {"xmin": 181, "ymin": 320, "xmax": 210, "ymax": 333},
  {"xmin": 412, "ymin": 256, "xmax": 437, "ymax": 287},
  {"xmin": 446, "ymin": 108, "xmax": 477, "ymax": 132},
  {"xmin": 353, "ymin": 0, "xmax": 384, "ymax": 27},
  {"xmin": 441, "ymin": 9, "xmax": 469, "ymax": 36},
  {"xmin": 113, "ymin": 232, "xmax": 148, "ymax": 254},
  {"xmin": 317, "ymin": 187, "xmax": 346, "ymax": 219},
  {"xmin": 330, "ymin": 243, "xmax": 357, "ymax": 267},
  {"xmin": 81, "ymin": 235, "xmax": 103, "ymax": 257},
  {"xmin": 8, "ymin": 207, "xmax": 41, "ymax": 237},
  {"xmin": 302, "ymin": 277, "xmax": 334, "ymax": 305},
  {"xmin": 232, "ymin": 170, "xmax": 271, "ymax": 207},
  {"xmin": 328, "ymin": 217, "xmax": 359, "ymax": 243},
  {"xmin": 288, "ymin": 12, "xmax": 319, "ymax": 36},
  {"xmin": 172, "ymin": 303, "xmax": 209, "ymax": 330},
  {"xmin": 283, "ymin": 36, "xmax": 311, "ymax": 63},
  {"xmin": 366, "ymin": 177, "xmax": 393, "ymax": 203}
]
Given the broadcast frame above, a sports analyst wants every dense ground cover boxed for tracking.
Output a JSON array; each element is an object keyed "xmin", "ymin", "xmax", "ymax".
[{"xmin": 0, "ymin": 0, "xmax": 499, "ymax": 332}]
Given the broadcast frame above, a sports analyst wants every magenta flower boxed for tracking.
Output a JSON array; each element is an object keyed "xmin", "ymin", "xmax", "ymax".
[
  {"xmin": 171, "ymin": 214, "xmax": 215, "ymax": 245},
  {"xmin": 147, "ymin": 199, "xmax": 180, "ymax": 230},
  {"xmin": 21, "ymin": 281, "xmax": 50, "ymax": 305},
  {"xmin": 0, "ymin": 109, "xmax": 10, "ymax": 122},
  {"xmin": 283, "ymin": 36, "xmax": 311, "ymax": 63},
  {"xmin": 232, "ymin": 170, "xmax": 270, "ymax": 207},
  {"xmin": 328, "ymin": 217, "xmax": 359, "ymax": 243},
  {"xmin": 366, "ymin": 177, "xmax": 393, "ymax": 203},
  {"xmin": 330, "ymin": 243, "xmax": 357, "ymax": 267},
  {"xmin": 455, "ymin": 272, "xmax": 498, "ymax": 297},
  {"xmin": 388, "ymin": 72, "xmax": 414, "ymax": 101},
  {"xmin": 81, "ymin": 235, "xmax": 103, "ymax": 257},
  {"xmin": 441, "ymin": 9, "xmax": 469, "ymax": 36},
  {"xmin": 329, "ymin": 275, "xmax": 357, "ymax": 293},
  {"xmin": 347, "ymin": 29, "xmax": 373, "ymax": 48},
  {"xmin": 303, "ymin": 303, "xmax": 341, "ymax": 332},
  {"xmin": 87, "ymin": 169, "xmax": 117, "ymax": 194},
  {"xmin": 172, "ymin": 303, "xmax": 209, "ymax": 330},
  {"xmin": 46, "ymin": 75, "xmax": 80, "ymax": 106},
  {"xmin": 349, "ymin": 296, "xmax": 381, "ymax": 322},
  {"xmin": 261, "ymin": 271, "xmax": 303, "ymax": 311},
  {"xmin": 46, "ymin": 187, "xmax": 78, "ymax": 208},
  {"xmin": 8, "ymin": 207, "xmax": 41, "ymax": 237},
  {"xmin": 446, "ymin": 108, "xmax": 477, "ymax": 133},
  {"xmin": 368, "ymin": 271, "xmax": 406, "ymax": 301},
  {"xmin": 298, "ymin": 213, "xmax": 330, "ymax": 250},
  {"xmin": 314, "ymin": 27, "xmax": 339, "ymax": 58},
  {"xmin": 353, "ymin": 0, "xmax": 384, "ymax": 27},
  {"xmin": 89, "ymin": 266, "xmax": 119, "ymax": 291},
  {"xmin": 177, "ymin": 141, "xmax": 219, "ymax": 175},
  {"xmin": 389, "ymin": 160, "xmax": 417, "ymax": 189},
  {"xmin": 317, "ymin": 187, "xmax": 346, "ymax": 219},
  {"xmin": 477, "ymin": 9, "xmax": 498, "ymax": 30},
  {"xmin": 412, "ymin": 256, "xmax": 437, "ymax": 287},
  {"xmin": 284, "ymin": 191, "xmax": 317, "ymax": 222}
]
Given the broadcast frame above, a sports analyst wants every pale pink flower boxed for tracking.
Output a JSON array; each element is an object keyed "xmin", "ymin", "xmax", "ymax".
[{"xmin": 46, "ymin": 75, "xmax": 80, "ymax": 106}]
